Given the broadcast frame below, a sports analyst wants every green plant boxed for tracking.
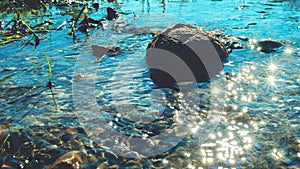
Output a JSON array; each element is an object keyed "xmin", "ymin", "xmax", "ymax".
[{"xmin": 45, "ymin": 53, "xmax": 58, "ymax": 111}]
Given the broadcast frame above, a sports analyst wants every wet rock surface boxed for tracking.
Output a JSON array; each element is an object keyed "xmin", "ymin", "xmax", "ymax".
[
  {"xmin": 257, "ymin": 40, "xmax": 284, "ymax": 53},
  {"xmin": 145, "ymin": 24, "xmax": 229, "ymax": 88}
]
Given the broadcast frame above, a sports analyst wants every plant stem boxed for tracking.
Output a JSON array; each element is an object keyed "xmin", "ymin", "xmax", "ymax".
[{"xmin": 45, "ymin": 53, "xmax": 58, "ymax": 111}]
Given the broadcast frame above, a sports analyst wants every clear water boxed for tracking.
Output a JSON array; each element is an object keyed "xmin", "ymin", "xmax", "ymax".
[{"xmin": 0, "ymin": 0, "xmax": 300, "ymax": 168}]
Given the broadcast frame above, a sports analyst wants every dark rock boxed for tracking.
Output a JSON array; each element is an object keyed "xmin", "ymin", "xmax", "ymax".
[
  {"xmin": 145, "ymin": 24, "xmax": 228, "ymax": 88},
  {"xmin": 106, "ymin": 7, "xmax": 119, "ymax": 21},
  {"xmin": 23, "ymin": 0, "xmax": 45, "ymax": 11},
  {"xmin": 77, "ymin": 24, "xmax": 88, "ymax": 33},
  {"xmin": 105, "ymin": 151, "xmax": 120, "ymax": 165},
  {"xmin": 257, "ymin": 40, "xmax": 284, "ymax": 53},
  {"xmin": 75, "ymin": 127, "xmax": 86, "ymax": 134},
  {"xmin": 92, "ymin": 3, "xmax": 100, "ymax": 11},
  {"xmin": 1, "ymin": 156, "xmax": 20, "ymax": 169},
  {"xmin": 0, "ymin": 20, "xmax": 3, "ymax": 30},
  {"xmin": 3, "ymin": 132, "xmax": 22, "ymax": 154},
  {"xmin": 61, "ymin": 133, "xmax": 75, "ymax": 143}
]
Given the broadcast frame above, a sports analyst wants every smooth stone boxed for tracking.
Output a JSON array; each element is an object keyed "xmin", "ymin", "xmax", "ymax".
[
  {"xmin": 296, "ymin": 144, "xmax": 300, "ymax": 152},
  {"xmin": 145, "ymin": 24, "xmax": 228, "ymax": 88},
  {"xmin": 257, "ymin": 40, "xmax": 284, "ymax": 53},
  {"xmin": 1, "ymin": 164, "xmax": 14, "ymax": 169},
  {"xmin": 49, "ymin": 151, "xmax": 84, "ymax": 169}
]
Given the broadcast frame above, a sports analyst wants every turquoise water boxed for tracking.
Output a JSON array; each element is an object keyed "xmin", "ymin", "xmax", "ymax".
[{"xmin": 0, "ymin": 0, "xmax": 300, "ymax": 168}]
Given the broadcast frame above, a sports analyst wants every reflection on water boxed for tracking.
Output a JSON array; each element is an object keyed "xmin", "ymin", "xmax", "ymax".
[{"xmin": 0, "ymin": 0, "xmax": 300, "ymax": 168}]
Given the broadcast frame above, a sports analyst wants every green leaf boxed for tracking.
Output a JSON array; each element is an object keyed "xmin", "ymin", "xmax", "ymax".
[{"xmin": 45, "ymin": 53, "xmax": 52, "ymax": 79}]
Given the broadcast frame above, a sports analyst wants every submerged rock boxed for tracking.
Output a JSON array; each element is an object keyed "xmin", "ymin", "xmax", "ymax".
[
  {"xmin": 106, "ymin": 7, "xmax": 119, "ymax": 21},
  {"xmin": 145, "ymin": 24, "xmax": 229, "ymax": 88},
  {"xmin": 49, "ymin": 151, "xmax": 84, "ymax": 169}
]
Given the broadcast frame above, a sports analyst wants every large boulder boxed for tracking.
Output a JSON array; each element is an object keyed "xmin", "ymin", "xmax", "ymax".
[{"xmin": 145, "ymin": 24, "xmax": 229, "ymax": 88}]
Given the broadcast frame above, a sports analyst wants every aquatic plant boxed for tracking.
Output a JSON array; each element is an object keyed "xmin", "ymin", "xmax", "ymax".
[
  {"xmin": 45, "ymin": 53, "xmax": 58, "ymax": 111},
  {"xmin": 0, "ymin": 1, "xmax": 105, "ymax": 46},
  {"xmin": 0, "ymin": 12, "xmax": 45, "ymax": 48}
]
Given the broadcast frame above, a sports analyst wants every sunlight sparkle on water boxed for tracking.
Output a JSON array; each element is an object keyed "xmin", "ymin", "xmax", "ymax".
[
  {"xmin": 267, "ymin": 75, "xmax": 276, "ymax": 85},
  {"xmin": 249, "ymin": 38, "xmax": 258, "ymax": 44},
  {"xmin": 284, "ymin": 48, "xmax": 293, "ymax": 54},
  {"xmin": 268, "ymin": 63, "xmax": 277, "ymax": 71},
  {"xmin": 210, "ymin": 134, "xmax": 216, "ymax": 139},
  {"xmin": 272, "ymin": 148, "xmax": 285, "ymax": 160},
  {"xmin": 187, "ymin": 164, "xmax": 195, "ymax": 169},
  {"xmin": 187, "ymin": 63, "xmax": 289, "ymax": 167},
  {"xmin": 207, "ymin": 157, "xmax": 214, "ymax": 163},
  {"xmin": 191, "ymin": 125, "xmax": 199, "ymax": 134},
  {"xmin": 185, "ymin": 152, "xmax": 191, "ymax": 158}
]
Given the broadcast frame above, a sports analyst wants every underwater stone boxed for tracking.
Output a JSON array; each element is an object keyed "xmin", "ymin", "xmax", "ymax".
[
  {"xmin": 49, "ymin": 151, "xmax": 84, "ymax": 169},
  {"xmin": 296, "ymin": 144, "xmax": 300, "ymax": 152},
  {"xmin": 3, "ymin": 132, "xmax": 22, "ymax": 154},
  {"xmin": 106, "ymin": 7, "xmax": 119, "ymax": 21},
  {"xmin": 145, "ymin": 24, "xmax": 228, "ymax": 88}
]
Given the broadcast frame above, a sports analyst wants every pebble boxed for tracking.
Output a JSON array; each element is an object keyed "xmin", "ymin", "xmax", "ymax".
[
  {"xmin": 97, "ymin": 161, "xmax": 110, "ymax": 169},
  {"xmin": 66, "ymin": 128, "xmax": 79, "ymax": 135},
  {"xmin": 296, "ymin": 144, "xmax": 300, "ymax": 152},
  {"xmin": 1, "ymin": 164, "xmax": 14, "ymax": 169},
  {"xmin": 49, "ymin": 151, "xmax": 83, "ymax": 169}
]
